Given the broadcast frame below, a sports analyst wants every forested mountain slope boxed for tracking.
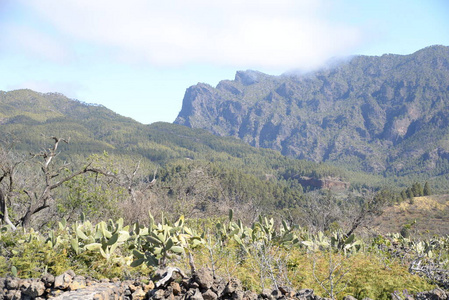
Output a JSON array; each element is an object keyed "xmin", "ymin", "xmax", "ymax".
[
  {"xmin": 0, "ymin": 89, "xmax": 351, "ymax": 217},
  {"xmin": 0, "ymin": 89, "xmax": 342, "ymax": 178},
  {"xmin": 175, "ymin": 45, "xmax": 449, "ymax": 184}
]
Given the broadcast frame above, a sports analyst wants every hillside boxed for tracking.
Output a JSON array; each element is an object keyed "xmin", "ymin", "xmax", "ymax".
[
  {"xmin": 0, "ymin": 89, "xmax": 343, "ymax": 175},
  {"xmin": 372, "ymin": 195, "xmax": 449, "ymax": 236},
  {"xmin": 0, "ymin": 89, "xmax": 351, "ymax": 219},
  {"xmin": 174, "ymin": 45, "xmax": 449, "ymax": 188},
  {"xmin": 0, "ymin": 89, "xmax": 143, "ymax": 153}
]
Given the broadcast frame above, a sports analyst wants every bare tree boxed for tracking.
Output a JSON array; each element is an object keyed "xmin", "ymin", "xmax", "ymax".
[
  {"xmin": 300, "ymin": 190, "xmax": 342, "ymax": 233},
  {"xmin": 312, "ymin": 251, "xmax": 349, "ymax": 300},
  {"xmin": 0, "ymin": 145, "xmax": 27, "ymax": 230},
  {"xmin": 298, "ymin": 188, "xmax": 391, "ymax": 238},
  {"xmin": 0, "ymin": 137, "xmax": 116, "ymax": 229},
  {"xmin": 0, "ymin": 189, "xmax": 15, "ymax": 230},
  {"xmin": 344, "ymin": 189, "xmax": 392, "ymax": 237},
  {"xmin": 115, "ymin": 160, "xmax": 159, "ymax": 224}
]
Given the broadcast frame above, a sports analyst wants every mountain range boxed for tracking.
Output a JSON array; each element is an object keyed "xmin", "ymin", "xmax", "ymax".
[
  {"xmin": 2, "ymin": 45, "xmax": 449, "ymax": 192},
  {"xmin": 1, "ymin": 89, "xmax": 353, "ymax": 216},
  {"xmin": 174, "ymin": 45, "xmax": 449, "ymax": 186}
]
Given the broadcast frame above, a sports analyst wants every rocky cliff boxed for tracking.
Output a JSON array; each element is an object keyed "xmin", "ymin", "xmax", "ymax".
[{"xmin": 175, "ymin": 45, "xmax": 449, "ymax": 176}]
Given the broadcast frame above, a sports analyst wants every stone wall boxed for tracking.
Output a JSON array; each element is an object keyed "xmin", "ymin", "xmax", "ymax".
[{"xmin": 1, "ymin": 268, "xmax": 448, "ymax": 300}]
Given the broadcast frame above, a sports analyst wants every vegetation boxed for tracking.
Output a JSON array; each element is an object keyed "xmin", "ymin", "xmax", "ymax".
[
  {"xmin": 2, "ymin": 47, "xmax": 449, "ymax": 298},
  {"xmin": 371, "ymin": 195, "xmax": 449, "ymax": 236},
  {"xmin": 1, "ymin": 211, "xmax": 445, "ymax": 299},
  {"xmin": 0, "ymin": 138, "xmax": 447, "ymax": 299},
  {"xmin": 175, "ymin": 45, "xmax": 449, "ymax": 191}
]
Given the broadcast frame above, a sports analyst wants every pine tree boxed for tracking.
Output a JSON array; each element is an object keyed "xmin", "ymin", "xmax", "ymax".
[
  {"xmin": 423, "ymin": 182, "xmax": 431, "ymax": 196},
  {"xmin": 411, "ymin": 182, "xmax": 423, "ymax": 197},
  {"xmin": 400, "ymin": 190, "xmax": 407, "ymax": 201}
]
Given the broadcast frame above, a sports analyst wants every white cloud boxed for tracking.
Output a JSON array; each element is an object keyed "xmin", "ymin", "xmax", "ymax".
[{"xmin": 16, "ymin": 0, "xmax": 362, "ymax": 70}]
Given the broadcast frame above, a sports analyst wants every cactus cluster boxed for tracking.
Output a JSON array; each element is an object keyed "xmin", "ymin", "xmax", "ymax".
[
  {"xmin": 131, "ymin": 212, "xmax": 205, "ymax": 268},
  {"xmin": 2, "ymin": 210, "xmax": 448, "ymax": 294},
  {"xmin": 215, "ymin": 210, "xmax": 302, "ymax": 252}
]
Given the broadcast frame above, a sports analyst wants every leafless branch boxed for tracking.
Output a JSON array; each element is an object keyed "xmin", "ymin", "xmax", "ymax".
[{"xmin": 312, "ymin": 252, "xmax": 349, "ymax": 300}]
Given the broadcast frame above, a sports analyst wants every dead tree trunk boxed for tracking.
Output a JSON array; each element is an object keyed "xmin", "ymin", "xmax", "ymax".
[
  {"xmin": 0, "ymin": 189, "xmax": 16, "ymax": 230},
  {"xmin": 2, "ymin": 136, "xmax": 117, "ymax": 229}
]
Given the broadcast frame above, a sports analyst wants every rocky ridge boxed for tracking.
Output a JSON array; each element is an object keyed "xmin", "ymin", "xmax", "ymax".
[{"xmin": 174, "ymin": 45, "xmax": 449, "ymax": 177}]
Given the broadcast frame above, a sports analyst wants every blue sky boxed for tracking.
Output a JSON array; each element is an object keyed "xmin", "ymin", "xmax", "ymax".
[{"xmin": 1, "ymin": 0, "xmax": 448, "ymax": 124}]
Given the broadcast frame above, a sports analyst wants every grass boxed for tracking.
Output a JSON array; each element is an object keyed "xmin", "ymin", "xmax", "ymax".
[{"xmin": 372, "ymin": 195, "xmax": 449, "ymax": 236}]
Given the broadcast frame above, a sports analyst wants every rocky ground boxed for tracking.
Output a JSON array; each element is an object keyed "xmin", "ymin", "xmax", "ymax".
[{"xmin": 1, "ymin": 268, "xmax": 448, "ymax": 300}]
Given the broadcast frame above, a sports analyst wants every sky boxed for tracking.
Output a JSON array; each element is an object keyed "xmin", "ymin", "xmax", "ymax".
[{"xmin": 1, "ymin": 1, "xmax": 448, "ymax": 124}]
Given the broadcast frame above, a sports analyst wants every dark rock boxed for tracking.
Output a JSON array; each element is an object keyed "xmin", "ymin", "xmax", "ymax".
[
  {"xmin": 68, "ymin": 275, "xmax": 86, "ymax": 291},
  {"xmin": 223, "ymin": 278, "xmax": 243, "ymax": 295},
  {"xmin": 143, "ymin": 281, "xmax": 155, "ymax": 293},
  {"xmin": 416, "ymin": 288, "xmax": 448, "ymax": 300},
  {"xmin": 18, "ymin": 279, "xmax": 30, "ymax": 293},
  {"xmin": 278, "ymin": 286, "xmax": 292, "ymax": 295},
  {"xmin": 186, "ymin": 288, "xmax": 204, "ymax": 300},
  {"xmin": 271, "ymin": 289, "xmax": 282, "ymax": 299},
  {"xmin": 243, "ymin": 290, "xmax": 258, "ymax": 300},
  {"xmin": 124, "ymin": 287, "xmax": 132, "ymax": 296},
  {"xmin": 202, "ymin": 289, "xmax": 218, "ymax": 300},
  {"xmin": 54, "ymin": 272, "xmax": 73, "ymax": 289},
  {"xmin": 5, "ymin": 277, "xmax": 19, "ymax": 290},
  {"xmin": 171, "ymin": 282, "xmax": 182, "ymax": 295},
  {"xmin": 296, "ymin": 289, "xmax": 314, "ymax": 300},
  {"xmin": 21, "ymin": 293, "xmax": 33, "ymax": 300},
  {"xmin": 5, "ymin": 289, "xmax": 21, "ymax": 300},
  {"xmin": 41, "ymin": 273, "xmax": 55, "ymax": 288},
  {"xmin": 211, "ymin": 276, "xmax": 226, "ymax": 296},
  {"xmin": 65, "ymin": 269, "xmax": 76, "ymax": 278},
  {"xmin": 193, "ymin": 269, "xmax": 214, "ymax": 290},
  {"xmin": 190, "ymin": 281, "xmax": 200, "ymax": 289},
  {"xmin": 259, "ymin": 288, "xmax": 272, "ymax": 299},
  {"xmin": 164, "ymin": 285, "xmax": 175, "ymax": 299},
  {"xmin": 132, "ymin": 287, "xmax": 146, "ymax": 300},
  {"xmin": 20, "ymin": 279, "xmax": 45, "ymax": 298},
  {"xmin": 149, "ymin": 288, "xmax": 165, "ymax": 300}
]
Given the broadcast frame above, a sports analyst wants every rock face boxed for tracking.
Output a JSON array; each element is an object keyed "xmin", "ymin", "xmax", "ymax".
[{"xmin": 175, "ymin": 45, "xmax": 449, "ymax": 175}]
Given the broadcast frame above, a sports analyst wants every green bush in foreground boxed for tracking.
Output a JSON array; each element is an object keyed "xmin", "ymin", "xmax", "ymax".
[{"xmin": 0, "ymin": 213, "xmax": 443, "ymax": 299}]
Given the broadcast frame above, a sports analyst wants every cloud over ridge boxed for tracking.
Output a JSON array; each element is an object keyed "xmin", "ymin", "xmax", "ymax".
[{"xmin": 16, "ymin": 0, "xmax": 362, "ymax": 70}]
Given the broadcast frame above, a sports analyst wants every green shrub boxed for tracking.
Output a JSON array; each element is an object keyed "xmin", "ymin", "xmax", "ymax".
[
  {"xmin": 0, "ymin": 214, "xmax": 442, "ymax": 300},
  {"xmin": 0, "ymin": 228, "xmax": 71, "ymax": 278},
  {"xmin": 0, "ymin": 256, "xmax": 9, "ymax": 277}
]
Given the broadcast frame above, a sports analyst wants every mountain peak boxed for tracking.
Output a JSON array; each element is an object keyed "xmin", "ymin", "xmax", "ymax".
[
  {"xmin": 234, "ymin": 70, "xmax": 271, "ymax": 86},
  {"xmin": 175, "ymin": 45, "xmax": 449, "ymax": 176}
]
